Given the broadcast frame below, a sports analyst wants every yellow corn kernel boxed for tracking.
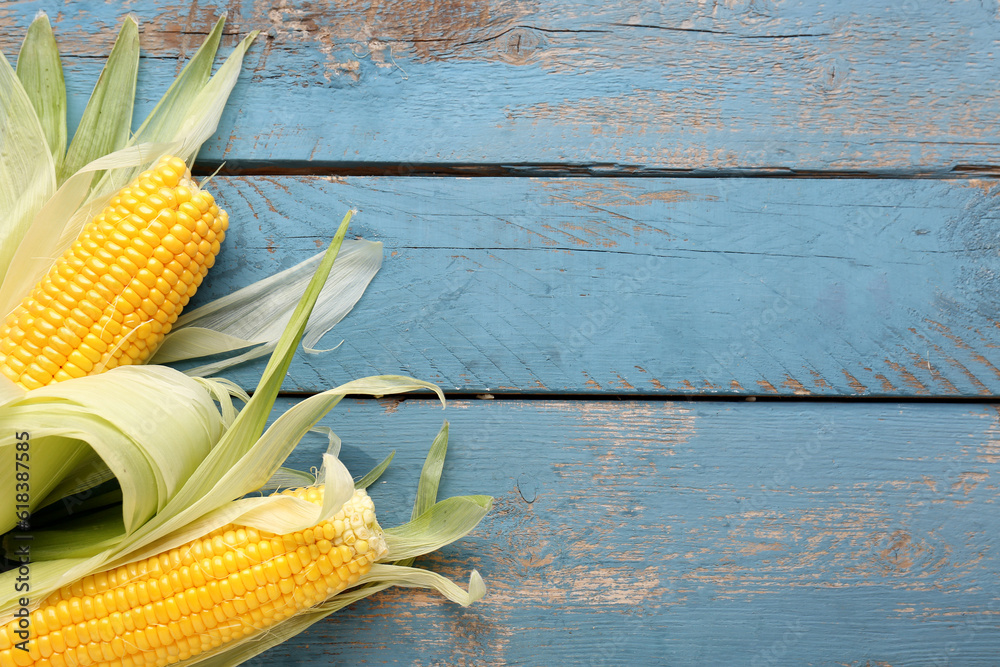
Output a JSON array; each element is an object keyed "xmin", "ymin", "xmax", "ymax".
[
  {"xmin": 0, "ymin": 488, "xmax": 384, "ymax": 666},
  {"xmin": 1, "ymin": 489, "xmax": 385, "ymax": 666},
  {"xmin": 0, "ymin": 156, "xmax": 229, "ymax": 389}
]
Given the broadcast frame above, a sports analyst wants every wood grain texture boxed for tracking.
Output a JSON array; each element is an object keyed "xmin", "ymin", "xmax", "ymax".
[
  {"xmin": 5, "ymin": 1, "xmax": 1000, "ymax": 664},
  {"xmin": 249, "ymin": 397, "xmax": 1000, "ymax": 665},
  {"xmin": 4, "ymin": 0, "xmax": 1000, "ymax": 172},
  {"xmin": 180, "ymin": 175, "xmax": 1000, "ymax": 397}
]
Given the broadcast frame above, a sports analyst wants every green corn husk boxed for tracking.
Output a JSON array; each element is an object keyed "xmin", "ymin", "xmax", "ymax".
[
  {"xmin": 0, "ymin": 209, "xmax": 490, "ymax": 665},
  {"xmin": 0, "ymin": 13, "xmax": 490, "ymax": 665},
  {"xmin": 1, "ymin": 13, "xmax": 382, "ymax": 376}
]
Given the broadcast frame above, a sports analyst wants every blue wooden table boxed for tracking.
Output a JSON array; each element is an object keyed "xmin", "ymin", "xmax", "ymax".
[{"xmin": 6, "ymin": 1, "xmax": 1000, "ymax": 663}]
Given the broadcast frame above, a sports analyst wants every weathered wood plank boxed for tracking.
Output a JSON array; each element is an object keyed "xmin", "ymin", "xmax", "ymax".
[
  {"xmin": 252, "ymin": 397, "xmax": 1000, "ymax": 665},
  {"xmin": 4, "ymin": 1, "xmax": 1000, "ymax": 172},
  {"xmin": 185, "ymin": 176, "xmax": 1000, "ymax": 397}
]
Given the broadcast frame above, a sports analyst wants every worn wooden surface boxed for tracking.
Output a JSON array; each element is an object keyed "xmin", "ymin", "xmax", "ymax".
[
  {"xmin": 256, "ymin": 397, "xmax": 1000, "ymax": 666},
  {"xmin": 5, "ymin": 0, "xmax": 1000, "ymax": 664},
  {"xmin": 188, "ymin": 176, "xmax": 1000, "ymax": 397},
  {"xmin": 4, "ymin": 0, "xmax": 1000, "ymax": 173}
]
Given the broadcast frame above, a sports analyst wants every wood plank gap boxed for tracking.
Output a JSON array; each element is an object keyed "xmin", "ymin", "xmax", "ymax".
[
  {"xmin": 272, "ymin": 391, "xmax": 1000, "ymax": 404},
  {"xmin": 193, "ymin": 161, "xmax": 1000, "ymax": 180}
]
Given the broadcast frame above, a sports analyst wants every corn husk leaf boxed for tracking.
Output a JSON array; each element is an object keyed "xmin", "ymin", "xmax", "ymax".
[
  {"xmin": 258, "ymin": 426, "xmax": 340, "ymax": 491},
  {"xmin": 0, "ymin": 365, "xmax": 224, "ymax": 537},
  {"xmin": 90, "ymin": 24, "xmax": 258, "ymax": 201},
  {"xmin": 34, "ymin": 452, "xmax": 111, "ymax": 510},
  {"xmin": 172, "ymin": 423, "xmax": 487, "ymax": 667},
  {"xmin": 15, "ymin": 13, "xmax": 66, "ymax": 172},
  {"xmin": 174, "ymin": 30, "xmax": 258, "ymax": 163},
  {"xmin": 70, "ymin": 26, "xmax": 258, "ymax": 227},
  {"xmin": 363, "ymin": 564, "xmax": 487, "ymax": 606},
  {"xmin": 169, "ymin": 373, "xmax": 441, "ymax": 535},
  {"xmin": 150, "ymin": 238, "xmax": 384, "ymax": 374},
  {"xmin": 0, "ymin": 375, "xmax": 22, "ymax": 407},
  {"xmin": 132, "ymin": 15, "xmax": 225, "ymax": 146},
  {"xmin": 0, "ymin": 49, "xmax": 56, "ymax": 289},
  {"xmin": 260, "ymin": 466, "xmax": 319, "ymax": 492},
  {"xmin": 58, "ymin": 16, "xmax": 138, "ymax": 184},
  {"xmin": 180, "ymin": 568, "xmax": 485, "ymax": 667},
  {"xmin": 0, "ymin": 214, "xmax": 434, "ymax": 619},
  {"xmin": 0, "ymin": 432, "xmax": 93, "ymax": 531},
  {"xmin": 386, "ymin": 495, "xmax": 493, "ymax": 561},
  {"xmin": 414, "ymin": 421, "xmax": 449, "ymax": 519},
  {"xmin": 312, "ymin": 424, "xmax": 341, "ymax": 457},
  {"xmin": 192, "ymin": 376, "xmax": 247, "ymax": 427},
  {"xmin": 392, "ymin": 420, "xmax": 450, "ymax": 567}
]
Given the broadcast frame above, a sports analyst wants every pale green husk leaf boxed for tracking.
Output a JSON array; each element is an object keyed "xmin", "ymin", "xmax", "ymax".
[
  {"xmin": 363, "ymin": 564, "xmax": 487, "ymax": 606},
  {"xmin": 192, "ymin": 376, "xmax": 248, "ymax": 427},
  {"xmin": 132, "ymin": 15, "xmax": 225, "ymax": 146},
  {"xmin": 150, "ymin": 238, "xmax": 384, "ymax": 373},
  {"xmin": 394, "ymin": 420, "xmax": 450, "ymax": 567},
  {"xmin": 0, "ymin": 214, "xmax": 429, "ymax": 619},
  {"xmin": 386, "ymin": 495, "xmax": 494, "ymax": 561},
  {"xmin": 35, "ymin": 465, "xmax": 116, "ymax": 512},
  {"xmin": 414, "ymin": 421, "xmax": 450, "ymax": 519},
  {"xmin": 91, "ymin": 23, "xmax": 258, "ymax": 201},
  {"xmin": 311, "ymin": 425, "xmax": 341, "ymax": 457},
  {"xmin": 15, "ymin": 13, "xmax": 66, "ymax": 171},
  {"xmin": 0, "ymin": 48, "xmax": 56, "ymax": 290},
  {"xmin": 260, "ymin": 466, "xmax": 319, "ymax": 492},
  {"xmin": 0, "ymin": 375, "xmax": 22, "ymax": 408},
  {"xmin": 59, "ymin": 16, "xmax": 139, "ymax": 183},
  {"xmin": 174, "ymin": 31, "xmax": 258, "ymax": 163},
  {"xmin": 76, "ymin": 27, "xmax": 258, "ymax": 225},
  {"xmin": 0, "ymin": 365, "xmax": 223, "ymax": 537}
]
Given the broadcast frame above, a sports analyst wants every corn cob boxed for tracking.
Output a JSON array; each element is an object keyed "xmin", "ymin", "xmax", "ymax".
[
  {"xmin": 0, "ymin": 156, "xmax": 227, "ymax": 390},
  {"xmin": 0, "ymin": 487, "xmax": 386, "ymax": 667}
]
